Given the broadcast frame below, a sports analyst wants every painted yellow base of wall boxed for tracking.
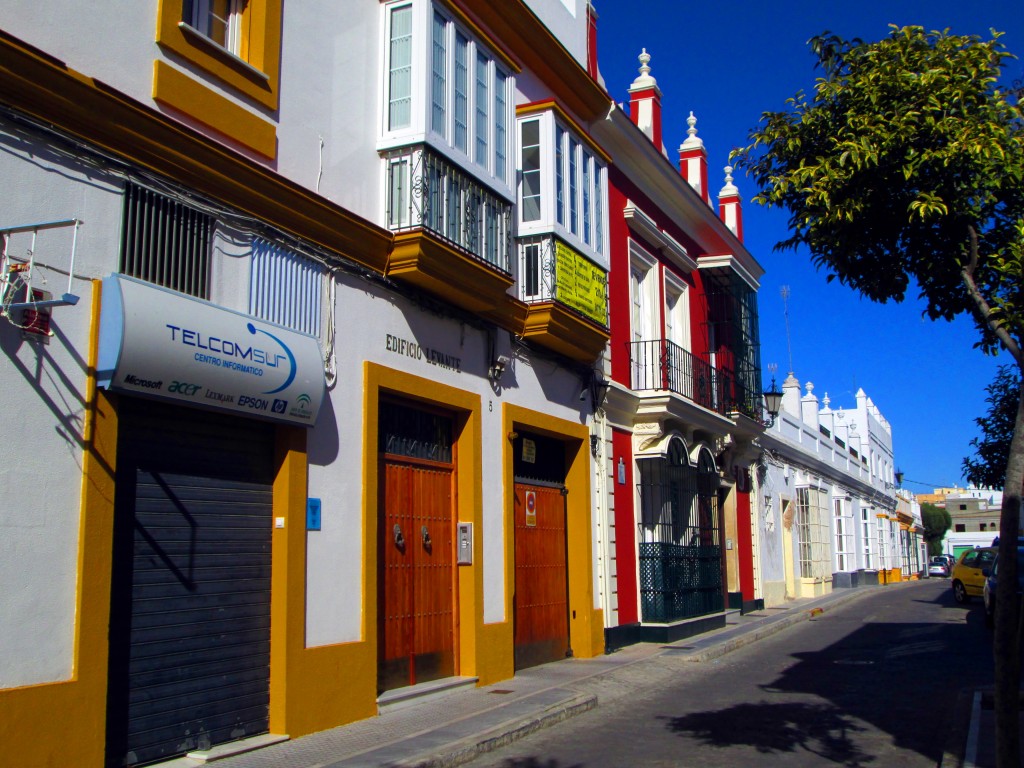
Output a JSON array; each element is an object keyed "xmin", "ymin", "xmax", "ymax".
[
  {"xmin": 798, "ymin": 578, "xmax": 833, "ymax": 599},
  {"xmin": 879, "ymin": 568, "xmax": 902, "ymax": 585}
]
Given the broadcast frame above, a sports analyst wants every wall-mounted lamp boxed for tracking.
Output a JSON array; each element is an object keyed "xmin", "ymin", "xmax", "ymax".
[
  {"xmin": 489, "ymin": 354, "xmax": 510, "ymax": 383},
  {"xmin": 895, "ymin": 468, "xmax": 904, "ymax": 487},
  {"xmin": 580, "ymin": 370, "xmax": 611, "ymax": 409},
  {"xmin": 762, "ymin": 376, "xmax": 783, "ymax": 428}
]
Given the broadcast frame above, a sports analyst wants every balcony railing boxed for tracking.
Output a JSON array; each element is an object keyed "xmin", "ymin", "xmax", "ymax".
[
  {"xmin": 518, "ymin": 234, "xmax": 608, "ymax": 327},
  {"xmin": 383, "ymin": 145, "xmax": 512, "ymax": 273},
  {"xmin": 629, "ymin": 339, "xmax": 760, "ymax": 419}
]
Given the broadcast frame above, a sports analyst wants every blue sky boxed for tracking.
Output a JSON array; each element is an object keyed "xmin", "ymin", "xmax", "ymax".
[{"xmin": 594, "ymin": 0, "xmax": 1024, "ymax": 492}]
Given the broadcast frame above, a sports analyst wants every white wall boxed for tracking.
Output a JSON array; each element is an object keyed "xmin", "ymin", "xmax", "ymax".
[{"xmin": 0, "ymin": 122, "xmax": 124, "ymax": 687}]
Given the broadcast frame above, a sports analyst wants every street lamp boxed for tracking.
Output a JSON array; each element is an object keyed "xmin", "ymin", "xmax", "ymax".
[{"xmin": 763, "ymin": 377, "xmax": 783, "ymax": 428}]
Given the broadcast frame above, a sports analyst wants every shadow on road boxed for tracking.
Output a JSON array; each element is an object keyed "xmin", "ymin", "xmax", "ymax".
[
  {"xmin": 488, "ymin": 759, "xmax": 584, "ymax": 768},
  {"xmin": 663, "ymin": 701, "xmax": 871, "ymax": 765}
]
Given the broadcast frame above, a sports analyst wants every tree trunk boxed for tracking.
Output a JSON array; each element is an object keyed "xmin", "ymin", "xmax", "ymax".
[{"xmin": 994, "ymin": 374, "xmax": 1024, "ymax": 768}]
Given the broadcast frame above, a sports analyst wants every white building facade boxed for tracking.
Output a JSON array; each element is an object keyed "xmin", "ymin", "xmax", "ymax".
[
  {"xmin": 0, "ymin": 2, "xmax": 617, "ymax": 766},
  {"xmin": 756, "ymin": 373, "xmax": 904, "ymax": 605}
]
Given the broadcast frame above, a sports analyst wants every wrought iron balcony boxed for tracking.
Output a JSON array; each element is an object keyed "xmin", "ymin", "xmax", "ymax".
[
  {"xmin": 629, "ymin": 339, "xmax": 760, "ymax": 419},
  {"xmin": 516, "ymin": 235, "xmax": 609, "ymax": 364},
  {"xmin": 383, "ymin": 145, "xmax": 512, "ymax": 273}
]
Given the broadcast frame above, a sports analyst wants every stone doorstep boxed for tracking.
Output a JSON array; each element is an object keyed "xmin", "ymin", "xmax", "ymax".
[
  {"xmin": 377, "ymin": 675, "xmax": 480, "ymax": 715},
  {"xmin": 185, "ymin": 733, "xmax": 290, "ymax": 763}
]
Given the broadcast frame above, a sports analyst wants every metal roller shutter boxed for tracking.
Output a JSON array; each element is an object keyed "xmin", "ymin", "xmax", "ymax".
[{"xmin": 106, "ymin": 400, "xmax": 275, "ymax": 767}]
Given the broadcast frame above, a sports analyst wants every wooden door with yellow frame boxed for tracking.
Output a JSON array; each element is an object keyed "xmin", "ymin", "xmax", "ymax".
[
  {"xmin": 513, "ymin": 481, "xmax": 569, "ymax": 670},
  {"xmin": 378, "ymin": 401, "xmax": 457, "ymax": 693}
]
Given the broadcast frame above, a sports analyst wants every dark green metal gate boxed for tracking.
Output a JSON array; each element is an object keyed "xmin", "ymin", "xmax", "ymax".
[{"xmin": 637, "ymin": 439, "xmax": 723, "ymax": 622}]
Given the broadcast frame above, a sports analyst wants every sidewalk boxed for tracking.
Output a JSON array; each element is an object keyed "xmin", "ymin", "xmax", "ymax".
[{"xmin": 158, "ymin": 583, "xmax": 986, "ymax": 768}]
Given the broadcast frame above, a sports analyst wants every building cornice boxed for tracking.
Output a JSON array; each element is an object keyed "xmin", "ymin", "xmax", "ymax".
[
  {"xmin": 0, "ymin": 30, "xmax": 393, "ymax": 274},
  {"xmin": 593, "ymin": 105, "xmax": 763, "ymax": 277},
  {"xmin": 450, "ymin": 0, "xmax": 610, "ymax": 122}
]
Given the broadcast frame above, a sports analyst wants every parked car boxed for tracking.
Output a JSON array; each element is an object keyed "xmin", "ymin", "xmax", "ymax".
[
  {"xmin": 951, "ymin": 547, "xmax": 998, "ymax": 603},
  {"xmin": 982, "ymin": 547, "xmax": 1024, "ymax": 627},
  {"xmin": 928, "ymin": 557, "xmax": 950, "ymax": 577},
  {"xmin": 942, "ymin": 554, "xmax": 957, "ymax": 571}
]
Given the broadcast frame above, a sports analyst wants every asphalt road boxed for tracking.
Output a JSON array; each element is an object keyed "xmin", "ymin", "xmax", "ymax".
[{"xmin": 465, "ymin": 579, "xmax": 995, "ymax": 768}]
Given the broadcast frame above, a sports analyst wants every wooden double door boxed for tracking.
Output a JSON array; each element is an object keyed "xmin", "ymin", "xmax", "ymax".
[{"xmin": 378, "ymin": 402, "xmax": 456, "ymax": 693}]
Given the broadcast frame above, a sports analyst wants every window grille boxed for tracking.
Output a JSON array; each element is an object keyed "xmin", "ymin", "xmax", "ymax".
[
  {"xmin": 704, "ymin": 270, "xmax": 762, "ymax": 419},
  {"xmin": 637, "ymin": 443, "xmax": 722, "ymax": 622},
  {"xmin": 383, "ymin": 145, "xmax": 512, "ymax": 272},
  {"xmin": 248, "ymin": 239, "xmax": 323, "ymax": 337},
  {"xmin": 834, "ymin": 497, "xmax": 853, "ymax": 572},
  {"xmin": 119, "ymin": 182, "xmax": 211, "ymax": 299},
  {"xmin": 796, "ymin": 486, "xmax": 830, "ymax": 579},
  {"xmin": 861, "ymin": 508, "xmax": 873, "ymax": 568},
  {"xmin": 379, "ymin": 400, "xmax": 452, "ymax": 462}
]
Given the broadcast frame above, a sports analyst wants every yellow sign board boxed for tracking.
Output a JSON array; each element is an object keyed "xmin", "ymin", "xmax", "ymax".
[{"xmin": 554, "ymin": 241, "xmax": 607, "ymax": 325}]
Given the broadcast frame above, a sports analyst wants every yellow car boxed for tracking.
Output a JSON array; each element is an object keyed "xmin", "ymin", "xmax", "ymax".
[{"xmin": 951, "ymin": 547, "xmax": 997, "ymax": 604}]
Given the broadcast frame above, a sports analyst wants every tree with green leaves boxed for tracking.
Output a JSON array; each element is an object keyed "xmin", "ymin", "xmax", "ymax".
[
  {"xmin": 733, "ymin": 25, "xmax": 1024, "ymax": 767},
  {"xmin": 921, "ymin": 502, "xmax": 953, "ymax": 557},
  {"xmin": 965, "ymin": 364, "xmax": 1021, "ymax": 488}
]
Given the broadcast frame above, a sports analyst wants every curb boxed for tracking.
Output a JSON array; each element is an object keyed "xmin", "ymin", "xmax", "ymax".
[
  {"xmin": 941, "ymin": 687, "xmax": 977, "ymax": 768},
  {"xmin": 390, "ymin": 693, "xmax": 598, "ymax": 768},
  {"xmin": 684, "ymin": 587, "xmax": 878, "ymax": 663}
]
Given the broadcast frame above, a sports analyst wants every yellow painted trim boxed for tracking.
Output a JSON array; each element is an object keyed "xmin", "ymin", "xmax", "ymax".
[
  {"xmin": 502, "ymin": 403, "xmax": 600, "ymax": 661},
  {"xmin": 516, "ymin": 100, "xmax": 612, "ymax": 164},
  {"xmin": 154, "ymin": 60, "xmax": 277, "ymax": 159},
  {"xmin": 0, "ymin": 32, "xmax": 392, "ymax": 274},
  {"xmin": 722, "ymin": 484, "xmax": 739, "ymax": 592},
  {"xmin": 0, "ymin": 280, "xmax": 115, "ymax": 767},
  {"xmin": 363, "ymin": 363, "xmax": 487, "ymax": 685},
  {"xmin": 155, "ymin": 0, "xmax": 281, "ymax": 110},
  {"xmin": 268, "ymin": 426, "xmax": 384, "ymax": 737}
]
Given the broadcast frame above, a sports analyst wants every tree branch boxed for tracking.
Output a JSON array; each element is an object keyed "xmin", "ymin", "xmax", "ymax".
[{"xmin": 961, "ymin": 225, "xmax": 1024, "ymax": 366}]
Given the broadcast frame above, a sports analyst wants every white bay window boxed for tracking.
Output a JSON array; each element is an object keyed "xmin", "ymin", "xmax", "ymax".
[
  {"xmin": 382, "ymin": 1, "xmax": 512, "ymax": 187},
  {"xmin": 516, "ymin": 110, "xmax": 607, "ymax": 266}
]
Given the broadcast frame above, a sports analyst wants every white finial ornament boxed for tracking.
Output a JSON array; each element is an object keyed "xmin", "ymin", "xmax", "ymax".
[
  {"xmin": 630, "ymin": 48, "xmax": 658, "ymax": 90},
  {"xmin": 720, "ymin": 164, "xmax": 738, "ymax": 195},
  {"xmin": 681, "ymin": 110, "xmax": 703, "ymax": 150}
]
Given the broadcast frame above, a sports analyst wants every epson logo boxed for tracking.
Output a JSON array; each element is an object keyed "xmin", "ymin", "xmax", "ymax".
[{"xmin": 238, "ymin": 396, "xmax": 269, "ymax": 410}]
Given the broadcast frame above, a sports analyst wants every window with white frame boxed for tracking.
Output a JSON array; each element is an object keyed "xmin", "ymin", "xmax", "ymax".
[
  {"xmin": 834, "ymin": 496, "xmax": 853, "ymax": 572},
  {"xmin": 877, "ymin": 515, "xmax": 887, "ymax": 570},
  {"xmin": 387, "ymin": 4, "xmax": 413, "ymax": 131},
  {"xmin": 629, "ymin": 241, "xmax": 657, "ymax": 388},
  {"xmin": 515, "ymin": 111, "xmax": 607, "ymax": 263},
  {"xmin": 861, "ymin": 506, "xmax": 873, "ymax": 569},
  {"xmin": 384, "ymin": 2, "xmax": 512, "ymax": 185},
  {"xmin": 183, "ymin": 0, "xmax": 245, "ymax": 55},
  {"xmin": 663, "ymin": 273, "xmax": 690, "ymax": 351},
  {"xmin": 796, "ymin": 486, "xmax": 831, "ymax": 579}
]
